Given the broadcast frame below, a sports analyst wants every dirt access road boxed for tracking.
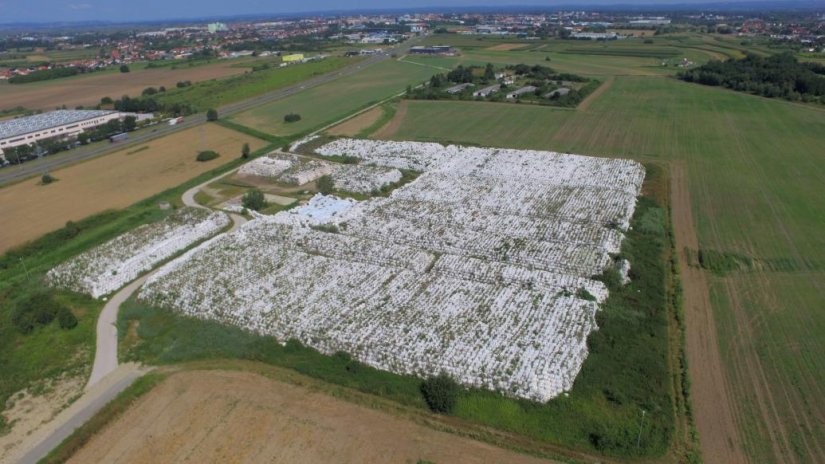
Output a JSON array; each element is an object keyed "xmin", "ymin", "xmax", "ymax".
[
  {"xmin": 671, "ymin": 162, "xmax": 746, "ymax": 464},
  {"xmin": 67, "ymin": 369, "xmax": 555, "ymax": 464}
]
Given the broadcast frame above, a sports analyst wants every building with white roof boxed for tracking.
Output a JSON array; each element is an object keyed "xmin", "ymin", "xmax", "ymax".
[{"xmin": 0, "ymin": 110, "xmax": 123, "ymax": 157}]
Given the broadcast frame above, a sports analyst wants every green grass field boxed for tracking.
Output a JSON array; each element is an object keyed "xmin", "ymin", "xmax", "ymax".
[
  {"xmin": 383, "ymin": 74, "xmax": 825, "ymax": 463},
  {"xmin": 152, "ymin": 57, "xmax": 356, "ymax": 112},
  {"xmin": 230, "ymin": 59, "xmax": 438, "ymax": 136}
]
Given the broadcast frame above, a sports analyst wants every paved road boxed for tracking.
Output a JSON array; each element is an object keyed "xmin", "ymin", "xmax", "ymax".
[
  {"xmin": 18, "ymin": 166, "xmax": 252, "ymax": 463},
  {"xmin": 86, "ymin": 274, "xmax": 155, "ymax": 389},
  {"xmin": 0, "ymin": 37, "xmax": 424, "ymax": 187},
  {"xmin": 14, "ymin": 364, "xmax": 147, "ymax": 464}
]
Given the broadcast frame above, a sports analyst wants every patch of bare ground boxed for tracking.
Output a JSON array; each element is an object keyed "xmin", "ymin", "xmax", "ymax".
[
  {"xmin": 66, "ymin": 369, "xmax": 556, "ymax": 464},
  {"xmin": 0, "ymin": 63, "xmax": 247, "ymax": 111},
  {"xmin": 577, "ymin": 77, "xmax": 614, "ymax": 112},
  {"xmin": 671, "ymin": 161, "xmax": 746, "ymax": 464},
  {"xmin": 373, "ymin": 100, "xmax": 408, "ymax": 139},
  {"xmin": 326, "ymin": 106, "xmax": 385, "ymax": 136},
  {"xmin": 0, "ymin": 374, "xmax": 85, "ymax": 461},
  {"xmin": 486, "ymin": 43, "xmax": 529, "ymax": 51}
]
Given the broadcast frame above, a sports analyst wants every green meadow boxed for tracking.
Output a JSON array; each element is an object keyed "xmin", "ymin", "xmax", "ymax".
[{"xmin": 230, "ymin": 59, "xmax": 439, "ymax": 136}]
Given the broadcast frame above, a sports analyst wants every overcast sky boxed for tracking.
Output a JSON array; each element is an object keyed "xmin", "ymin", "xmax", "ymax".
[{"xmin": 0, "ymin": 0, "xmax": 806, "ymax": 23}]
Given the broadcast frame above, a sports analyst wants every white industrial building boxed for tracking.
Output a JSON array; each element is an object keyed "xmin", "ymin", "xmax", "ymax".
[
  {"xmin": 0, "ymin": 110, "xmax": 131, "ymax": 158},
  {"xmin": 506, "ymin": 85, "xmax": 537, "ymax": 99}
]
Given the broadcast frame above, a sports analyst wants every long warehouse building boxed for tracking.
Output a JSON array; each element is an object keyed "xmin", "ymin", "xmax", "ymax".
[{"xmin": 0, "ymin": 110, "xmax": 130, "ymax": 158}]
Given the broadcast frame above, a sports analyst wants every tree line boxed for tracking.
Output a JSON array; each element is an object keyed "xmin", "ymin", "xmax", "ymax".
[
  {"xmin": 678, "ymin": 52, "xmax": 825, "ymax": 103},
  {"xmin": 8, "ymin": 66, "xmax": 82, "ymax": 84}
]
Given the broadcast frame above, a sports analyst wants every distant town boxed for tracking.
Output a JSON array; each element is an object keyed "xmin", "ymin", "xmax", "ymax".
[{"xmin": 2, "ymin": 9, "xmax": 824, "ymax": 81}]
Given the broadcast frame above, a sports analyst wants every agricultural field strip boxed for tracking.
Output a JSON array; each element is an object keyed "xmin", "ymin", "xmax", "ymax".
[
  {"xmin": 137, "ymin": 139, "xmax": 643, "ymax": 402},
  {"xmin": 46, "ymin": 208, "xmax": 229, "ymax": 298}
]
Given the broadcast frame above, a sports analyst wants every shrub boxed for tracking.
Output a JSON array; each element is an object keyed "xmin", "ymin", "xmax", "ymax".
[
  {"xmin": 57, "ymin": 307, "xmax": 78, "ymax": 329},
  {"xmin": 316, "ymin": 175, "xmax": 334, "ymax": 195},
  {"xmin": 206, "ymin": 108, "xmax": 218, "ymax": 121},
  {"xmin": 196, "ymin": 150, "xmax": 220, "ymax": 162},
  {"xmin": 11, "ymin": 293, "xmax": 64, "ymax": 334},
  {"xmin": 420, "ymin": 373, "xmax": 459, "ymax": 414},
  {"xmin": 284, "ymin": 113, "xmax": 301, "ymax": 123},
  {"xmin": 242, "ymin": 189, "xmax": 266, "ymax": 211},
  {"xmin": 41, "ymin": 173, "xmax": 55, "ymax": 185},
  {"xmin": 120, "ymin": 64, "xmax": 130, "ymax": 73}
]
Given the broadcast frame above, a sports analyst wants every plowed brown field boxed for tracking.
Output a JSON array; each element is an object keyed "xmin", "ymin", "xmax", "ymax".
[
  {"xmin": 0, "ymin": 124, "xmax": 266, "ymax": 253},
  {"xmin": 67, "ymin": 370, "xmax": 554, "ymax": 464}
]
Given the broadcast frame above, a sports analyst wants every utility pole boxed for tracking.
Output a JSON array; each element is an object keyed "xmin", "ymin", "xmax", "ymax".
[
  {"xmin": 636, "ymin": 409, "xmax": 647, "ymax": 450},
  {"xmin": 20, "ymin": 257, "xmax": 31, "ymax": 281}
]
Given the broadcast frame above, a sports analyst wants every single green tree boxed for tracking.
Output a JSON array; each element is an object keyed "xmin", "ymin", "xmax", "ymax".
[
  {"xmin": 41, "ymin": 173, "xmax": 55, "ymax": 185},
  {"xmin": 484, "ymin": 63, "xmax": 496, "ymax": 81},
  {"xmin": 123, "ymin": 115, "xmax": 137, "ymax": 132},
  {"xmin": 57, "ymin": 307, "xmax": 78, "ymax": 329},
  {"xmin": 119, "ymin": 64, "xmax": 130, "ymax": 73},
  {"xmin": 241, "ymin": 142, "xmax": 251, "ymax": 159},
  {"xmin": 206, "ymin": 108, "xmax": 218, "ymax": 121},
  {"xmin": 420, "ymin": 373, "xmax": 460, "ymax": 414},
  {"xmin": 316, "ymin": 175, "xmax": 334, "ymax": 195},
  {"xmin": 284, "ymin": 113, "xmax": 301, "ymax": 123},
  {"xmin": 241, "ymin": 189, "xmax": 267, "ymax": 211},
  {"xmin": 196, "ymin": 150, "xmax": 220, "ymax": 162}
]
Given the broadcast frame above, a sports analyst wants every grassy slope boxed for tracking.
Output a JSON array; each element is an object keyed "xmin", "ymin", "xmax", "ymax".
[
  {"xmin": 230, "ymin": 59, "xmax": 438, "ymax": 136},
  {"xmin": 0, "ymin": 143, "xmax": 279, "ymax": 432},
  {"xmin": 386, "ymin": 75, "xmax": 825, "ymax": 463}
]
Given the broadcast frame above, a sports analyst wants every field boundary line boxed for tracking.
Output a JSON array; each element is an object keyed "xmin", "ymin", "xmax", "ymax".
[
  {"xmin": 397, "ymin": 56, "xmax": 451, "ymax": 71},
  {"xmin": 671, "ymin": 161, "xmax": 746, "ymax": 464}
]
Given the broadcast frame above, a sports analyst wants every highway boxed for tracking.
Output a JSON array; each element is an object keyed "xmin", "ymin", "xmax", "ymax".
[{"xmin": 0, "ymin": 45, "xmax": 406, "ymax": 187}]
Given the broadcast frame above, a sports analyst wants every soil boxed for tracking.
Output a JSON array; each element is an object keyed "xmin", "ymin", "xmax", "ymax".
[
  {"xmin": 67, "ymin": 370, "xmax": 554, "ymax": 464},
  {"xmin": 0, "ymin": 374, "xmax": 85, "ymax": 462},
  {"xmin": 0, "ymin": 62, "xmax": 247, "ymax": 111},
  {"xmin": 576, "ymin": 77, "xmax": 614, "ymax": 112},
  {"xmin": 486, "ymin": 44, "xmax": 529, "ymax": 51},
  {"xmin": 671, "ymin": 162, "xmax": 747, "ymax": 464},
  {"xmin": 0, "ymin": 125, "xmax": 267, "ymax": 253},
  {"xmin": 326, "ymin": 106, "xmax": 385, "ymax": 136},
  {"xmin": 372, "ymin": 100, "xmax": 408, "ymax": 140}
]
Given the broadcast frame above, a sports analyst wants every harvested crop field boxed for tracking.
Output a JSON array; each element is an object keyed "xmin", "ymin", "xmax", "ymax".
[
  {"xmin": 326, "ymin": 106, "xmax": 385, "ymax": 136},
  {"xmin": 0, "ymin": 125, "xmax": 266, "ymax": 253},
  {"xmin": 0, "ymin": 62, "xmax": 247, "ymax": 111},
  {"xmin": 67, "ymin": 369, "xmax": 553, "ymax": 464}
]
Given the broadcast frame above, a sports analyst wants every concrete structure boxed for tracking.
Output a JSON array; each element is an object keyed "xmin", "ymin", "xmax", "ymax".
[
  {"xmin": 629, "ymin": 17, "xmax": 671, "ymax": 26},
  {"xmin": 0, "ymin": 110, "xmax": 122, "ymax": 157},
  {"xmin": 473, "ymin": 84, "xmax": 501, "ymax": 98},
  {"xmin": 571, "ymin": 32, "xmax": 618, "ymax": 40},
  {"xmin": 506, "ymin": 85, "xmax": 537, "ymax": 99},
  {"xmin": 409, "ymin": 45, "xmax": 457, "ymax": 56},
  {"xmin": 207, "ymin": 22, "xmax": 228, "ymax": 33},
  {"xmin": 445, "ymin": 83, "xmax": 474, "ymax": 94}
]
